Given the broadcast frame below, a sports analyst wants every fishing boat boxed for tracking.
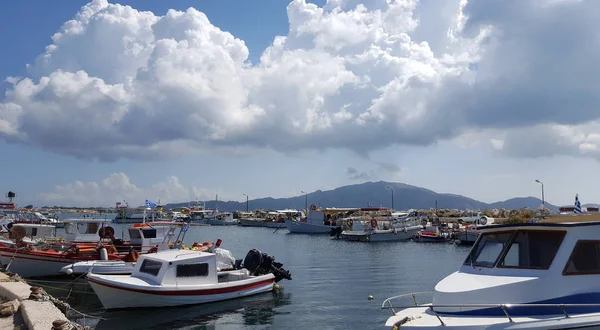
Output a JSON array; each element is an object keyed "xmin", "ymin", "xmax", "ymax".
[
  {"xmin": 285, "ymin": 206, "xmax": 358, "ymax": 234},
  {"xmin": 87, "ymin": 248, "xmax": 292, "ymax": 309},
  {"xmin": 454, "ymin": 217, "xmax": 496, "ymax": 246},
  {"xmin": 381, "ymin": 207, "xmax": 600, "ymax": 329},
  {"xmin": 413, "ymin": 224, "xmax": 450, "ymax": 243},
  {"xmin": 61, "ymin": 236, "xmax": 237, "ymax": 276},
  {"xmin": 338, "ymin": 210, "xmax": 426, "ymax": 242}
]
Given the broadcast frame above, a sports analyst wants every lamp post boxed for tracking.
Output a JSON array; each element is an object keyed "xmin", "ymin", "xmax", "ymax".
[
  {"xmin": 535, "ymin": 180, "xmax": 545, "ymax": 208},
  {"xmin": 386, "ymin": 186, "xmax": 394, "ymax": 210},
  {"xmin": 242, "ymin": 193, "xmax": 249, "ymax": 212},
  {"xmin": 301, "ymin": 191, "xmax": 308, "ymax": 212}
]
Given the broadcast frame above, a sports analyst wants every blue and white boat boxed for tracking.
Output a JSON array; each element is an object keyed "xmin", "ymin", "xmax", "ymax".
[{"xmin": 382, "ymin": 198, "xmax": 600, "ymax": 329}]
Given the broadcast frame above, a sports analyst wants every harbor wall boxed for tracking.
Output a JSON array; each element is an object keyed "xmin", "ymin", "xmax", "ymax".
[{"xmin": 0, "ymin": 272, "xmax": 70, "ymax": 330}]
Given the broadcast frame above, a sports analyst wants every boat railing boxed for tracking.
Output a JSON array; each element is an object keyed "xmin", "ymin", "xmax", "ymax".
[{"xmin": 381, "ymin": 292, "xmax": 600, "ymax": 325}]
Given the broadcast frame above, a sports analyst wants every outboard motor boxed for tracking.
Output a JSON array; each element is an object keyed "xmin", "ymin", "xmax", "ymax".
[{"xmin": 242, "ymin": 249, "xmax": 292, "ymax": 282}]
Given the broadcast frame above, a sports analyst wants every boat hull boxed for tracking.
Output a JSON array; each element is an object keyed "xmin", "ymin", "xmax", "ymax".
[
  {"xmin": 455, "ymin": 230, "xmax": 479, "ymax": 245},
  {"xmin": 207, "ymin": 220, "xmax": 238, "ymax": 226},
  {"xmin": 87, "ymin": 274, "xmax": 276, "ymax": 309},
  {"xmin": 341, "ymin": 228, "xmax": 419, "ymax": 242},
  {"xmin": 0, "ymin": 248, "xmax": 121, "ymax": 277},
  {"xmin": 386, "ymin": 307, "xmax": 600, "ymax": 329},
  {"xmin": 284, "ymin": 220, "xmax": 336, "ymax": 234},
  {"xmin": 237, "ymin": 219, "xmax": 265, "ymax": 227},
  {"xmin": 265, "ymin": 222, "xmax": 285, "ymax": 229}
]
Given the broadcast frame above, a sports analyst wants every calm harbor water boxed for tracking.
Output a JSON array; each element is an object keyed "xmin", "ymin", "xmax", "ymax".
[{"xmin": 46, "ymin": 216, "xmax": 472, "ymax": 330}]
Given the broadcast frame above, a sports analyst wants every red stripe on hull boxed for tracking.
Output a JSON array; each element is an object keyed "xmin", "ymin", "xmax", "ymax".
[
  {"xmin": 0, "ymin": 248, "xmax": 121, "ymax": 263},
  {"xmin": 88, "ymin": 277, "xmax": 275, "ymax": 296}
]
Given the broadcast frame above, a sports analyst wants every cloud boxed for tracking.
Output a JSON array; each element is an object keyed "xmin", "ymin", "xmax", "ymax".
[
  {"xmin": 38, "ymin": 172, "xmax": 218, "ymax": 207},
  {"xmin": 1, "ymin": 0, "xmax": 599, "ymax": 161},
  {"xmin": 346, "ymin": 161, "xmax": 404, "ymax": 180},
  {"xmin": 346, "ymin": 167, "xmax": 373, "ymax": 180},
  {"xmin": 485, "ymin": 122, "xmax": 600, "ymax": 159}
]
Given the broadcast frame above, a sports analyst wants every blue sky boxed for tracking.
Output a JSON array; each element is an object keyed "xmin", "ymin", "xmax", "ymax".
[{"xmin": 1, "ymin": 0, "xmax": 599, "ymax": 207}]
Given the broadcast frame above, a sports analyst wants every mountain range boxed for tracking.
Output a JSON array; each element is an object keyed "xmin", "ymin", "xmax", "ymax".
[{"xmin": 164, "ymin": 181, "xmax": 568, "ymax": 212}]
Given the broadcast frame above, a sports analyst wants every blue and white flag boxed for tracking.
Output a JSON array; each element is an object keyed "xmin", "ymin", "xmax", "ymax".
[
  {"xmin": 145, "ymin": 199, "xmax": 157, "ymax": 208},
  {"xmin": 574, "ymin": 194, "xmax": 583, "ymax": 214},
  {"xmin": 182, "ymin": 223, "xmax": 190, "ymax": 232}
]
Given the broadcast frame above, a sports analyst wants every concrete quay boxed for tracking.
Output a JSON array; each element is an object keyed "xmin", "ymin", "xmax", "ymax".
[{"xmin": 0, "ymin": 272, "xmax": 84, "ymax": 330}]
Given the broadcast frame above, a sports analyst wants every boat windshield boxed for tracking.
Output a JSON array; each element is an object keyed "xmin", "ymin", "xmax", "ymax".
[
  {"xmin": 464, "ymin": 229, "xmax": 566, "ymax": 269},
  {"xmin": 464, "ymin": 232, "xmax": 514, "ymax": 267}
]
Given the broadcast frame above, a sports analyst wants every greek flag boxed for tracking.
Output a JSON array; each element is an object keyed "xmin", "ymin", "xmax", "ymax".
[
  {"xmin": 145, "ymin": 199, "xmax": 157, "ymax": 208},
  {"xmin": 574, "ymin": 194, "xmax": 583, "ymax": 214},
  {"xmin": 182, "ymin": 223, "xmax": 190, "ymax": 232}
]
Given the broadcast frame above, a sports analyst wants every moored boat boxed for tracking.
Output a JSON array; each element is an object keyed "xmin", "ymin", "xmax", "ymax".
[
  {"xmin": 285, "ymin": 206, "xmax": 358, "ymax": 234},
  {"xmin": 382, "ymin": 213, "xmax": 600, "ymax": 329},
  {"xmin": 338, "ymin": 210, "xmax": 426, "ymax": 242},
  {"xmin": 87, "ymin": 248, "xmax": 292, "ymax": 309}
]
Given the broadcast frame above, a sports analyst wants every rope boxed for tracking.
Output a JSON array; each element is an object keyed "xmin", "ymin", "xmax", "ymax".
[{"xmin": 24, "ymin": 281, "xmax": 93, "ymax": 295}]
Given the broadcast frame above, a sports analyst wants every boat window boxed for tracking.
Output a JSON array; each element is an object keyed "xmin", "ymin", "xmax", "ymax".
[
  {"xmin": 141, "ymin": 228, "xmax": 157, "ymax": 239},
  {"xmin": 563, "ymin": 240, "xmax": 600, "ymax": 275},
  {"xmin": 498, "ymin": 230, "xmax": 566, "ymax": 269},
  {"xmin": 128, "ymin": 229, "xmax": 141, "ymax": 239},
  {"xmin": 139, "ymin": 259, "xmax": 162, "ymax": 276},
  {"xmin": 31, "ymin": 228, "xmax": 38, "ymax": 237},
  {"xmin": 64, "ymin": 223, "xmax": 75, "ymax": 235},
  {"xmin": 464, "ymin": 232, "xmax": 514, "ymax": 267},
  {"xmin": 87, "ymin": 223, "xmax": 99, "ymax": 234},
  {"xmin": 176, "ymin": 263, "xmax": 209, "ymax": 277}
]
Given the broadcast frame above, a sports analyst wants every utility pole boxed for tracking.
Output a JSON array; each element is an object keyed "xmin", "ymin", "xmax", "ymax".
[
  {"xmin": 535, "ymin": 180, "xmax": 545, "ymax": 209},
  {"xmin": 301, "ymin": 191, "xmax": 308, "ymax": 211},
  {"xmin": 243, "ymin": 193, "xmax": 249, "ymax": 212}
]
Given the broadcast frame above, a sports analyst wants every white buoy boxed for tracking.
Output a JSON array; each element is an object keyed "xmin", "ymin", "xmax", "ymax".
[
  {"xmin": 100, "ymin": 247, "xmax": 108, "ymax": 260},
  {"xmin": 66, "ymin": 268, "xmax": 73, "ymax": 275}
]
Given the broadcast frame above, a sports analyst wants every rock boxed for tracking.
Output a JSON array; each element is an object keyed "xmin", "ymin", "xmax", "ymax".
[{"xmin": 0, "ymin": 299, "xmax": 19, "ymax": 317}]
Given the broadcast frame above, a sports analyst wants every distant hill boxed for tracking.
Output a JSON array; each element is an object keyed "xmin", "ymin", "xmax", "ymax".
[{"xmin": 164, "ymin": 181, "xmax": 559, "ymax": 212}]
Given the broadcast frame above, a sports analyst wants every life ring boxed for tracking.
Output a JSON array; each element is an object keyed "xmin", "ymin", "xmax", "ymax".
[
  {"xmin": 371, "ymin": 218, "xmax": 377, "ymax": 229},
  {"xmin": 99, "ymin": 226, "xmax": 115, "ymax": 239}
]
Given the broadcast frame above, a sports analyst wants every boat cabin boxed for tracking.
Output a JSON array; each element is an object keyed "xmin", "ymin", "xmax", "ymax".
[
  {"xmin": 127, "ymin": 222, "xmax": 174, "ymax": 251},
  {"xmin": 303, "ymin": 207, "xmax": 359, "ymax": 226},
  {"xmin": 63, "ymin": 218, "xmax": 114, "ymax": 242},
  {"xmin": 433, "ymin": 220, "xmax": 600, "ymax": 315},
  {"xmin": 8, "ymin": 223, "xmax": 56, "ymax": 240},
  {"xmin": 132, "ymin": 249, "xmax": 219, "ymax": 286}
]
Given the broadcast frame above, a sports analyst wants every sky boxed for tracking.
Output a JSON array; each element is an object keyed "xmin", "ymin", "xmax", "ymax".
[{"xmin": 1, "ymin": 0, "xmax": 599, "ymax": 207}]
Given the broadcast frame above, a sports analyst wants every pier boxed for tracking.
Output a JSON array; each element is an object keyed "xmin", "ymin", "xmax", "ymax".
[{"xmin": 0, "ymin": 272, "xmax": 83, "ymax": 330}]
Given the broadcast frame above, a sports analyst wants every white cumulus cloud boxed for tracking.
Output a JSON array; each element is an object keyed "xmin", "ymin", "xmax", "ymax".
[
  {"xmin": 1, "ymin": 0, "xmax": 600, "ymax": 161},
  {"xmin": 38, "ymin": 172, "xmax": 218, "ymax": 207}
]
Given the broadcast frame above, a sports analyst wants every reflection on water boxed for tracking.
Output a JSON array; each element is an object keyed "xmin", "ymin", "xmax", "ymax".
[{"xmin": 88, "ymin": 291, "xmax": 292, "ymax": 330}]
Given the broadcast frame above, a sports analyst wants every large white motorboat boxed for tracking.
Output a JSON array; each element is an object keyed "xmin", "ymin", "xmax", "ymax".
[
  {"xmin": 381, "ymin": 211, "xmax": 600, "ymax": 329},
  {"xmin": 338, "ymin": 210, "xmax": 426, "ymax": 242},
  {"xmin": 87, "ymin": 248, "xmax": 292, "ymax": 309}
]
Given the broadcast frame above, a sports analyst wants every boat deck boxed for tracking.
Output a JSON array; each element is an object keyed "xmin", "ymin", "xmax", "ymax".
[{"xmin": 386, "ymin": 306, "xmax": 600, "ymax": 329}]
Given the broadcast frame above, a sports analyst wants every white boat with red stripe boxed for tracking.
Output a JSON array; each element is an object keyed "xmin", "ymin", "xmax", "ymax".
[{"xmin": 87, "ymin": 248, "xmax": 292, "ymax": 309}]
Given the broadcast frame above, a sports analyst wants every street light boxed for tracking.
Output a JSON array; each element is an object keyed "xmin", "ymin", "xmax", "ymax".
[
  {"xmin": 386, "ymin": 186, "xmax": 394, "ymax": 210},
  {"xmin": 243, "ymin": 193, "xmax": 249, "ymax": 212},
  {"xmin": 301, "ymin": 191, "xmax": 308, "ymax": 212},
  {"xmin": 535, "ymin": 180, "xmax": 545, "ymax": 208}
]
